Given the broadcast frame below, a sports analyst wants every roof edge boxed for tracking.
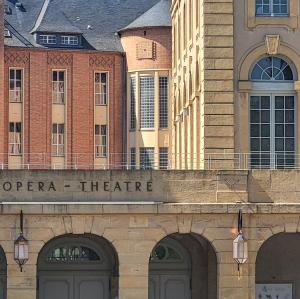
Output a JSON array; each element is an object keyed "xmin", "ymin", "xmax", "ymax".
[{"xmin": 30, "ymin": 0, "xmax": 51, "ymax": 34}]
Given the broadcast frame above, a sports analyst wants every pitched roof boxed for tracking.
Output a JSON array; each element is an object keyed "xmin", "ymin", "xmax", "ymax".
[
  {"xmin": 4, "ymin": 0, "xmax": 167, "ymax": 52},
  {"xmin": 120, "ymin": 0, "xmax": 171, "ymax": 32}
]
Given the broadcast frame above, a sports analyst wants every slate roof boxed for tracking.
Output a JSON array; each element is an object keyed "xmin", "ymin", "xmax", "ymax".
[
  {"xmin": 4, "ymin": 0, "xmax": 171, "ymax": 52},
  {"xmin": 120, "ymin": 0, "xmax": 171, "ymax": 32}
]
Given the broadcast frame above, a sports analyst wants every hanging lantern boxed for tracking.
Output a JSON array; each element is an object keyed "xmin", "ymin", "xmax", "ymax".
[
  {"xmin": 14, "ymin": 210, "xmax": 29, "ymax": 272},
  {"xmin": 233, "ymin": 210, "xmax": 248, "ymax": 273}
]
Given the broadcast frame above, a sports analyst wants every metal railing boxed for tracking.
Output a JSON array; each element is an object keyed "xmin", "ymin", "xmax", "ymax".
[{"xmin": 0, "ymin": 152, "xmax": 298, "ymax": 170}]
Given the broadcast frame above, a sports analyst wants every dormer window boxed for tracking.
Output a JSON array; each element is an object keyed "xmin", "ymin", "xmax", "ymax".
[
  {"xmin": 40, "ymin": 34, "xmax": 56, "ymax": 45},
  {"xmin": 4, "ymin": 28, "xmax": 12, "ymax": 38},
  {"xmin": 61, "ymin": 36, "xmax": 78, "ymax": 46}
]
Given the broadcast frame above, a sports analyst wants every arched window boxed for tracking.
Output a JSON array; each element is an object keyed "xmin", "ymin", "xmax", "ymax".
[{"xmin": 251, "ymin": 56, "xmax": 294, "ymax": 81}]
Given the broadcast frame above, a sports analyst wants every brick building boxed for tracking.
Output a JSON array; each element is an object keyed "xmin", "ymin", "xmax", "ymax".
[{"xmin": 1, "ymin": 0, "xmax": 172, "ymax": 170}]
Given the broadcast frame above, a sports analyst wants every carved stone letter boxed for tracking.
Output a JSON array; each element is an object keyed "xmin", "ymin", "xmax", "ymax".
[{"xmin": 265, "ymin": 35, "xmax": 280, "ymax": 55}]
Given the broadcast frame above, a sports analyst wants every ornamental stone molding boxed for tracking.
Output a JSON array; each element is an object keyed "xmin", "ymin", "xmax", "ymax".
[
  {"xmin": 89, "ymin": 55, "xmax": 114, "ymax": 68},
  {"xmin": 4, "ymin": 51, "xmax": 30, "ymax": 65},
  {"xmin": 265, "ymin": 35, "xmax": 280, "ymax": 55},
  {"xmin": 47, "ymin": 53, "xmax": 73, "ymax": 65}
]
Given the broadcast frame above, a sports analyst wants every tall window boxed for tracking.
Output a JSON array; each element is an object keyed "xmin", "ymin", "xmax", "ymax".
[
  {"xmin": 140, "ymin": 147, "xmax": 154, "ymax": 169},
  {"xmin": 159, "ymin": 147, "xmax": 168, "ymax": 170},
  {"xmin": 159, "ymin": 77, "xmax": 168, "ymax": 128},
  {"xmin": 130, "ymin": 78, "xmax": 136, "ymax": 130},
  {"xmin": 250, "ymin": 56, "xmax": 295, "ymax": 169},
  {"xmin": 130, "ymin": 148, "xmax": 136, "ymax": 170},
  {"xmin": 9, "ymin": 122, "xmax": 22, "ymax": 155},
  {"xmin": 52, "ymin": 71, "xmax": 65, "ymax": 104},
  {"xmin": 256, "ymin": 0, "xmax": 288, "ymax": 16},
  {"xmin": 140, "ymin": 76, "xmax": 155, "ymax": 129},
  {"xmin": 95, "ymin": 73, "xmax": 108, "ymax": 105},
  {"xmin": 52, "ymin": 124, "xmax": 64, "ymax": 156},
  {"xmin": 95, "ymin": 125, "xmax": 107, "ymax": 157},
  {"xmin": 9, "ymin": 69, "xmax": 22, "ymax": 102}
]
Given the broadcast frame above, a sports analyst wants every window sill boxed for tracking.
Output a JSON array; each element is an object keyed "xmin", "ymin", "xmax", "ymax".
[
  {"xmin": 9, "ymin": 154, "xmax": 22, "ymax": 156},
  {"xmin": 52, "ymin": 102, "xmax": 65, "ymax": 105},
  {"xmin": 95, "ymin": 156, "xmax": 107, "ymax": 159},
  {"xmin": 9, "ymin": 101, "xmax": 23, "ymax": 104},
  {"xmin": 95, "ymin": 104, "xmax": 108, "ymax": 107},
  {"xmin": 248, "ymin": 16, "xmax": 298, "ymax": 29}
]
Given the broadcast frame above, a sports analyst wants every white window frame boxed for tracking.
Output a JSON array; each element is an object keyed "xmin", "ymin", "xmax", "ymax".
[
  {"xmin": 52, "ymin": 70, "xmax": 66, "ymax": 104},
  {"xmin": 61, "ymin": 35, "xmax": 79, "ymax": 46},
  {"xmin": 159, "ymin": 76, "xmax": 169, "ymax": 129},
  {"xmin": 9, "ymin": 122, "xmax": 22, "ymax": 156},
  {"xmin": 140, "ymin": 147, "xmax": 155, "ymax": 169},
  {"xmin": 52, "ymin": 123, "xmax": 65, "ymax": 157},
  {"xmin": 249, "ymin": 83, "xmax": 296, "ymax": 169},
  {"xmin": 255, "ymin": 0, "xmax": 289, "ymax": 16},
  {"xmin": 9, "ymin": 68, "xmax": 23, "ymax": 103},
  {"xmin": 40, "ymin": 34, "xmax": 57, "ymax": 45},
  {"xmin": 140, "ymin": 76, "xmax": 155, "ymax": 129},
  {"xmin": 94, "ymin": 72, "xmax": 108, "ymax": 106},
  {"xmin": 95, "ymin": 125, "xmax": 107, "ymax": 158}
]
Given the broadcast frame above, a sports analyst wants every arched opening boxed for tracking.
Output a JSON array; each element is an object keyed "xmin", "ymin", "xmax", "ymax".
[
  {"xmin": 149, "ymin": 233, "xmax": 217, "ymax": 299},
  {"xmin": 37, "ymin": 234, "xmax": 118, "ymax": 299},
  {"xmin": 256, "ymin": 233, "xmax": 300, "ymax": 298},
  {"xmin": 249, "ymin": 55, "xmax": 297, "ymax": 169},
  {"xmin": 0, "ymin": 246, "xmax": 7, "ymax": 299}
]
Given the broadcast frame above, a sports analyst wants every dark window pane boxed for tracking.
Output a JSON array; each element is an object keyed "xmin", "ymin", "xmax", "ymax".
[
  {"xmin": 275, "ymin": 110, "xmax": 284, "ymax": 123},
  {"xmin": 275, "ymin": 96, "xmax": 284, "ymax": 109},
  {"xmin": 283, "ymin": 67, "xmax": 293, "ymax": 80},
  {"xmin": 53, "ymin": 71, "xmax": 57, "ymax": 81},
  {"xmin": 285, "ymin": 139, "xmax": 294, "ymax": 151},
  {"xmin": 261, "ymin": 138, "xmax": 270, "ymax": 151},
  {"xmin": 285, "ymin": 96, "xmax": 294, "ymax": 109},
  {"xmin": 285, "ymin": 110, "xmax": 294, "ymax": 123},
  {"xmin": 261, "ymin": 96, "xmax": 270, "ymax": 109},
  {"xmin": 251, "ymin": 65, "xmax": 262, "ymax": 80},
  {"xmin": 275, "ymin": 138, "xmax": 284, "ymax": 151},
  {"xmin": 261, "ymin": 124, "xmax": 270, "ymax": 137},
  {"xmin": 250, "ymin": 111, "xmax": 260, "ymax": 123},
  {"xmin": 251, "ymin": 138, "xmax": 260, "ymax": 151},
  {"xmin": 59, "ymin": 72, "xmax": 64, "ymax": 81},
  {"xmin": 261, "ymin": 111, "xmax": 270, "ymax": 123},
  {"xmin": 275, "ymin": 124, "xmax": 284, "ymax": 137},
  {"xmin": 250, "ymin": 96, "xmax": 260, "ymax": 109},
  {"xmin": 251, "ymin": 125, "xmax": 260, "ymax": 137},
  {"xmin": 285, "ymin": 124, "xmax": 294, "ymax": 137}
]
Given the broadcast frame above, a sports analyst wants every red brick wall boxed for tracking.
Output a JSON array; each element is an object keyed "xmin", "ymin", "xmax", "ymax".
[
  {"xmin": 4, "ymin": 47, "xmax": 124, "ymax": 169},
  {"xmin": 120, "ymin": 27, "xmax": 172, "ymax": 72}
]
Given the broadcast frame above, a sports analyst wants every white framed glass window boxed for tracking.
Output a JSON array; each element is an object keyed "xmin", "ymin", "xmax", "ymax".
[
  {"xmin": 9, "ymin": 122, "xmax": 22, "ymax": 155},
  {"xmin": 140, "ymin": 147, "xmax": 154, "ymax": 169},
  {"xmin": 250, "ymin": 56, "xmax": 296, "ymax": 169},
  {"xmin": 95, "ymin": 125, "xmax": 107, "ymax": 158},
  {"xmin": 130, "ymin": 77, "xmax": 136, "ymax": 130},
  {"xmin": 255, "ymin": 0, "xmax": 289, "ymax": 16},
  {"xmin": 52, "ymin": 123, "xmax": 64, "ymax": 156},
  {"xmin": 159, "ymin": 77, "xmax": 168, "ymax": 128},
  {"xmin": 140, "ymin": 76, "xmax": 155, "ymax": 129},
  {"xmin": 130, "ymin": 148, "xmax": 136, "ymax": 170},
  {"xmin": 159, "ymin": 147, "xmax": 168, "ymax": 170},
  {"xmin": 61, "ymin": 35, "xmax": 79, "ymax": 46},
  {"xmin": 95, "ymin": 73, "xmax": 108, "ymax": 105},
  {"xmin": 52, "ymin": 71, "xmax": 65, "ymax": 104},
  {"xmin": 40, "ymin": 34, "xmax": 57, "ymax": 45},
  {"xmin": 9, "ymin": 69, "xmax": 22, "ymax": 102}
]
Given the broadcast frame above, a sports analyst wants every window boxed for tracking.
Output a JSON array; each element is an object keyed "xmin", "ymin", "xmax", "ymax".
[
  {"xmin": 140, "ymin": 147, "xmax": 154, "ymax": 169},
  {"xmin": 52, "ymin": 124, "xmax": 64, "ymax": 156},
  {"xmin": 52, "ymin": 71, "xmax": 65, "ymax": 104},
  {"xmin": 256, "ymin": 0, "xmax": 288, "ymax": 16},
  {"xmin": 4, "ymin": 28, "xmax": 11, "ymax": 38},
  {"xmin": 40, "ymin": 34, "xmax": 57, "ymax": 45},
  {"xmin": 61, "ymin": 35, "xmax": 79, "ymax": 46},
  {"xmin": 130, "ymin": 78, "xmax": 136, "ymax": 130},
  {"xmin": 140, "ymin": 76, "xmax": 155, "ymax": 129},
  {"xmin": 159, "ymin": 147, "xmax": 168, "ymax": 170},
  {"xmin": 159, "ymin": 77, "xmax": 168, "ymax": 128},
  {"xmin": 9, "ymin": 69, "xmax": 22, "ymax": 102},
  {"xmin": 95, "ymin": 125, "xmax": 107, "ymax": 158},
  {"xmin": 9, "ymin": 122, "xmax": 22, "ymax": 155},
  {"xmin": 130, "ymin": 148, "xmax": 136, "ymax": 170},
  {"xmin": 95, "ymin": 73, "xmax": 108, "ymax": 105},
  {"xmin": 251, "ymin": 57, "xmax": 293, "ymax": 81}
]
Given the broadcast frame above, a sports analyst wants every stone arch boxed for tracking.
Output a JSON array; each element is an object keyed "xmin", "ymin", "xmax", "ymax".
[
  {"xmin": 256, "ymin": 233, "xmax": 300, "ymax": 297},
  {"xmin": 37, "ymin": 233, "xmax": 119, "ymax": 299},
  {"xmin": 149, "ymin": 233, "xmax": 218, "ymax": 299},
  {"xmin": 239, "ymin": 42, "xmax": 300, "ymax": 81}
]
